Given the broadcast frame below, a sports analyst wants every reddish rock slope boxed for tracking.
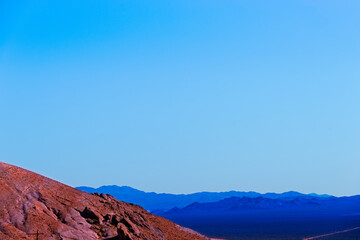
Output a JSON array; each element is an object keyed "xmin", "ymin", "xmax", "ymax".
[{"xmin": 0, "ymin": 162, "xmax": 207, "ymax": 240}]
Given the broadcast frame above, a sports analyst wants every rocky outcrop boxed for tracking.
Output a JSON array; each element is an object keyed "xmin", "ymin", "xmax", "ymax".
[{"xmin": 0, "ymin": 162, "xmax": 207, "ymax": 240}]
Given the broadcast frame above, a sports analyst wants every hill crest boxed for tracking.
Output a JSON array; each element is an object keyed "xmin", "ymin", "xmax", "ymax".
[{"xmin": 0, "ymin": 162, "xmax": 207, "ymax": 240}]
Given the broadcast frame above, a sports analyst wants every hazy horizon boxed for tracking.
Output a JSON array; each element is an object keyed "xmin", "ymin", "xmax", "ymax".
[{"xmin": 1, "ymin": 0, "xmax": 360, "ymax": 196}]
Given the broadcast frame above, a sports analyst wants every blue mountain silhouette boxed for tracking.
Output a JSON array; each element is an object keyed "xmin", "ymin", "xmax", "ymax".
[{"xmin": 76, "ymin": 185, "xmax": 332, "ymax": 212}]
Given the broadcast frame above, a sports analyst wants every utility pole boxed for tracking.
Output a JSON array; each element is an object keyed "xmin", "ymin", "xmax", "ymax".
[{"xmin": 29, "ymin": 230, "xmax": 44, "ymax": 240}]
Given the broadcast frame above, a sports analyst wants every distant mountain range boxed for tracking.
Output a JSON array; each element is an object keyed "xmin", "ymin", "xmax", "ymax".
[
  {"xmin": 76, "ymin": 185, "xmax": 332, "ymax": 211},
  {"xmin": 76, "ymin": 185, "xmax": 360, "ymax": 239},
  {"xmin": 162, "ymin": 195, "xmax": 360, "ymax": 216},
  {"xmin": 159, "ymin": 195, "xmax": 360, "ymax": 240}
]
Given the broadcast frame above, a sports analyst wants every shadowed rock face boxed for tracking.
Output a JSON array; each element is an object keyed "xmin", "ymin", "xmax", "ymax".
[{"xmin": 0, "ymin": 162, "xmax": 207, "ymax": 240}]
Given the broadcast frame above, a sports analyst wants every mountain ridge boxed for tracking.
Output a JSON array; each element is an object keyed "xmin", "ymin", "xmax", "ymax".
[
  {"xmin": 162, "ymin": 195, "xmax": 360, "ymax": 215},
  {"xmin": 76, "ymin": 185, "xmax": 333, "ymax": 211},
  {"xmin": 0, "ymin": 162, "xmax": 208, "ymax": 240}
]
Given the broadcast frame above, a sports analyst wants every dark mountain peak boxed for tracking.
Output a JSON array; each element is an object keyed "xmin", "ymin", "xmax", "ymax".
[
  {"xmin": 100, "ymin": 185, "xmax": 144, "ymax": 193},
  {"xmin": 308, "ymin": 193, "xmax": 333, "ymax": 198},
  {"xmin": 282, "ymin": 190, "xmax": 302, "ymax": 195}
]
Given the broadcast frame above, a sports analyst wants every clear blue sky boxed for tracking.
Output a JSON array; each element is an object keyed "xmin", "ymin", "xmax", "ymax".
[{"xmin": 1, "ymin": 0, "xmax": 359, "ymax": 196}]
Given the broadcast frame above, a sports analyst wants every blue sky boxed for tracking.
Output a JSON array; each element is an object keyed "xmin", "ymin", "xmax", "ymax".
[{"xmin": 1, "ymin": 0, "xmax": 359, "ymax": 196}]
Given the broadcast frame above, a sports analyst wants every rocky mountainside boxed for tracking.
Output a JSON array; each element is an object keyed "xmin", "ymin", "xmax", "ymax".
[{"xmin": 0, "ymin": 162, "xmax": 208, "ymax": 240}]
